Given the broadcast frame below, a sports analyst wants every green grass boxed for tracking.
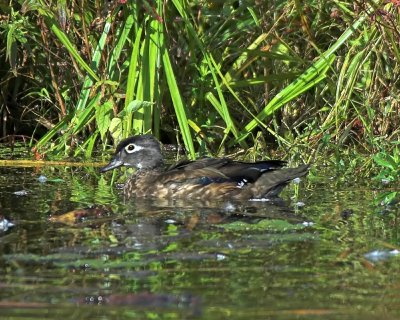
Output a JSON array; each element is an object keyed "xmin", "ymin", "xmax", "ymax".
[{"xmin": 0, "ymin": 0, "xmax": 399, "ymax": 166}]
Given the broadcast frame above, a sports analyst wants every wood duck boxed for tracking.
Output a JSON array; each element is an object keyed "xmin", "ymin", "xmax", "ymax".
[{"xmin": 100, "ymin": 135, "xmax": 310, "ymax": 200}]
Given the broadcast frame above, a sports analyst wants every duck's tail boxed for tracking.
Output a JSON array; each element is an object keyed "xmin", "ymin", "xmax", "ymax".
[{"xmin": 248, "ymin": 164, "xmax": 310, "ymax": 199}]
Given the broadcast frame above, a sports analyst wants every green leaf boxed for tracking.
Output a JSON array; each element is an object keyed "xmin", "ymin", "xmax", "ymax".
[
  {"xmin": 96, "ymin": 101, "xmax": 113, "ymax": 141},
  {"xmin": 373, "ymin": 153, "xmax": 395, "ymax": 170},
  {"xmin": 375, "ymin": 191, "xmax": 398, "ymax": 206},
  {"xmin": 109, "ymin": 117, "xmax": 122, "ymax": 142},
  {"xmin": 126, "ymin": 100, "xmax": 154, "ymax": 113}
]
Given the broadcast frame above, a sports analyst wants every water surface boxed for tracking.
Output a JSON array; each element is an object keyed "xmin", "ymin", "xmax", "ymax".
[{"xmin": 0, "ymin": 165, "xmax": 399, "ymax": 319}]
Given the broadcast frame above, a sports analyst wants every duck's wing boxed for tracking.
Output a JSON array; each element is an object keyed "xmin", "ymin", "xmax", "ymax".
[
  {"xmin": 246, "ymin": 164, "xmax": 310, "ymax": 198},
  {"xmin": 161, "ymin": 159, "xmax": 229, "ymax": 184},
  {"xmin": 168, "ymin": 158, "xmax": 285, "ymax": 172},
  {"xmin": 167, "ymin": 158, "xmax": 229, "ymax": 171},
  {"xmin": 163, "ymin": 158, "xmax": 288, "ymax": 185},
  {"xmin": 158, "ymin": 158, "xmax": 237, "ymax": 185},
  {"xmin": 218, "ymin": 160, "xmax": 287, "ymax": 183}
]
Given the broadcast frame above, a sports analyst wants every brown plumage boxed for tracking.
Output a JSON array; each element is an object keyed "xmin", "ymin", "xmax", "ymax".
[{"xmin": 100, "ymin": 135, "xmax": 310, "ymax": 200}]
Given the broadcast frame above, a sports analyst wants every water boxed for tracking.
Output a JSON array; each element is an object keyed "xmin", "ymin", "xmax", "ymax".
[{"xmin": 0, "ymin": 165, "xmax": 399, "ymax": 319}]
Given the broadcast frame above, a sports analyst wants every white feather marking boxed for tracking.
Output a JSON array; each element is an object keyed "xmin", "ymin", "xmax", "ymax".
[
  {"xmin": 125, "ymin": 143, "xmax": 144, "ymax": 154},
  {"xmin": 236, "ymin": 178, "xmax": 248, "ymax": 188}
]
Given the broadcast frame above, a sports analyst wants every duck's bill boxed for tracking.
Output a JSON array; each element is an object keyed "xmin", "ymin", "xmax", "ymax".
[{"xmin": 100, "ymin": 158, "xmax": 124, "ymax": 173}]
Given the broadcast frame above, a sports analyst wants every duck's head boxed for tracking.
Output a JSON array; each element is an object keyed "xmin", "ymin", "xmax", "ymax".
[{"xmin": 100, "ymin": 135, "xmax": 164, "ymax": 173}]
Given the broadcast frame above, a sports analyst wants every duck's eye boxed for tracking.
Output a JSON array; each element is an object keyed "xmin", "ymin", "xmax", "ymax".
[{"xmin": 125, "ymin": 144, "xmax": 136, "ymax": 153}]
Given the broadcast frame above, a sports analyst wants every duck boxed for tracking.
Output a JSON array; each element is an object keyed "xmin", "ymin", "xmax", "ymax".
[{"xmin": 100, "ymin": 135, "xmax": 310, "ymax": 200}]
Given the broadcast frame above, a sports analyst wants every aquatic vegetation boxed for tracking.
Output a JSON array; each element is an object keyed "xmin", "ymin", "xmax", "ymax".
[
  {"xmin": 374, "ymin": 146, "xmax": 400, "ymax": 205},
  {"xmin": 374, "ymin": 146, "xmax": 400, "ymax": 183}
]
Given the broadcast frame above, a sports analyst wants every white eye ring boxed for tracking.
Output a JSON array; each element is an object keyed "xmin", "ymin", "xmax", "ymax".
[{"xmin": 125, "ymin": 143, "xmax": 143, "ymax": 153}]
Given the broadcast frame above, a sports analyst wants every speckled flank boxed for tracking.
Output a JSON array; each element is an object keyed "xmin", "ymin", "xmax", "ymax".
[
  {"xmin": 122, "ymin": 166, "xmax": 309, "ymax": 200},
  {"xmin": 126, "ymin": 177, "xmax": 240, "ymax": 200}
]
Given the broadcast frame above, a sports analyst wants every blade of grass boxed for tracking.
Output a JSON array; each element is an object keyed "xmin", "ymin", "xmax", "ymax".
[
  {"xmin": 235, "ymin": 12, "xmax": 370, "ymax": 144},
  {"xmin": 108, "ymin": 14, "xmax": 135, "ymax": 79},
  {"xmin": 159, "ymin": 23, "xmax": 195, "ymax": 158},
  {"xmin": 171, "ymin": 0, "xmax": 243, "ymax": 148},
  {"xmin": 123, "ymin": 24, "xmax": 143, "ymax": 138}
]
